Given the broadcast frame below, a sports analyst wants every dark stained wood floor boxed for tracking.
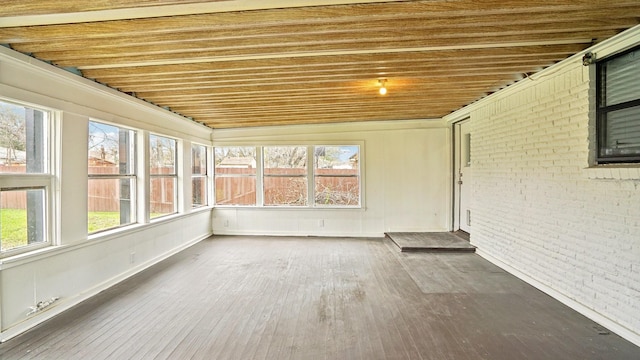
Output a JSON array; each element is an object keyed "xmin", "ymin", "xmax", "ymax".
[{"xmin": 1, "ymin": 236, "xmax": 638, "ymax": 359}]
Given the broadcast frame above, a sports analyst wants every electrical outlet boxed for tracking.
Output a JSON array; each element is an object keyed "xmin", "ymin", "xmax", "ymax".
[
  {"xmin": 130, "ymin": 252, "xmax": 136, "ymax": 264},
  {"xmin": 318, "ymin": 219, "xmax": 324, "ymax": 227},
  {"xmin": 224, "ymin": 219, "xmax": 229, "ymax": 227}
]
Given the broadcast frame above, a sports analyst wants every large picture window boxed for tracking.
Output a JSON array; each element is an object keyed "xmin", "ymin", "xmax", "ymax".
[
  {"xmin": 214, "ymin": 147, "xmax": 256, "ymax": 206},
  {"xmin": 214, "ymin": 144, "xmax": 361, "ymax": 208},
  {"xmin": 596, "ymin": 46, "xmax": 640, "ymax": 163},
  {"xmin": 0, "ymin": 99, "xmax": 52, "ymax": 254},
  {"xmin": 191, "ymin": 143, "xmax": 208, "ymax": 208},
  {"xmin": 263, "ymin": 146, "xmax": 308, "ymax": 206},
  {"xmin": 149, "ymin": 134, "xmax": 177, "ymax": 219},
  {"xmin": 88, "ymin": 121, "xmax": 136, "ymax": 233}
]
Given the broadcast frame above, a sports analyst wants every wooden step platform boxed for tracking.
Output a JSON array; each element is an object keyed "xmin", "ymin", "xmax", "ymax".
[{"xmin": 386, "ymin": 231, "xmax": 475, "ymax": 252}]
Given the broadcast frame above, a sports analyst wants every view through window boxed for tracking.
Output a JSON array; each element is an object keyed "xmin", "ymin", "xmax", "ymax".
[
  {"xmin": 88, "ymin": 121, "xmax": 136, "ymax": 233},
  {"xmin": 149, "ymin": 134, "xmax": 177, "ymax": 218},
  {"xmin": 0, "ymin": 99, "xmax": 50, "ymax": 253}
]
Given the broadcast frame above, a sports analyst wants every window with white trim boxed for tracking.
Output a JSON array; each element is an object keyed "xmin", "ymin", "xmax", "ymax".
[
  {"xmin": 263, "ymin": 146, "xmax": 308, "ymax": 206},
  {"xmin": 0, "ymin": 99, "xmax": 53, "ymax": 254},
  {"xmin": 213, "ymin": 144, "xmax": 361, "ymax": 208},
  {"xmin": 149, "ymin": 134, "xmax": 178, "ymax": 218},
  {"xmin": 88, "ymin": 120, "xmax": 136, "ymax": 233},
  {"xmin": 596, "ymin": 45, "xmax": 640, "ymax": 163},
  {"xmin": 314, "ymin": 145, "xmax": 360, "ymax": 206},
  {"xmin": 191, "ymin": 143, "xmax": 208, "ymax": 208},
  {"xmin": 214, "ymin": 146, "xmax": 256, "ymax": 206}
]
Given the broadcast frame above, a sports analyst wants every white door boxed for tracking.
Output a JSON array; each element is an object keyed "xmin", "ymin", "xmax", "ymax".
[{"xmin": 454, "ymin": 120, "xmax": 472, "ymax": 233}]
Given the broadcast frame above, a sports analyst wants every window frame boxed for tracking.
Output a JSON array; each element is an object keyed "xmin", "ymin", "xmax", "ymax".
[
  {"xmin": 313, "ymin": 145, "xmax": 361, "ymax": 208},
  {"xmin": 149, "ymin": 133, "xmax": 179, "ymax": 219},
  {"xmin": 0, "ymin": 98, "xmax": 56, "ymax": 257},
  {"xmin": 263, "ymin": 145, "xmax": 309, "ymax": 207},
  {"xmin": 191, "ymin": 143, "xmax": 209, "ymax": 208},
  {"xmin": 213, "ymin": 146, "xmax": 258, "ymax": 206},
  {"xmin": 87, "ymin": 120, "xmax": 137, "ymax": 234},
  {"xmin": 213, "ymin": 143, "xmax": 363, "ymax": 209},
  {"xmin": 596, "ymin": 45, "xmax": 640, "ymax": 164}
]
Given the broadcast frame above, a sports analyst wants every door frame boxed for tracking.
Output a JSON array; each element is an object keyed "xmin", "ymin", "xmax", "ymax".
[{"xmin": 452, "ymin": 118, "xmax": 470, "ymax": 233}]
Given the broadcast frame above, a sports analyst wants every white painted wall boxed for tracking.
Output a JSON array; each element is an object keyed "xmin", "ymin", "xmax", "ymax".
[
  {"xmin": 445, "ymin": 26, "xmax": 640, "ymax": 345},
  {"xmin": 0, "ymin": 47, "xmax": 213, "ymax": 341},
  {"xmin": 212, "ymin": 120, "xmax": 451, "ymax": 237}
]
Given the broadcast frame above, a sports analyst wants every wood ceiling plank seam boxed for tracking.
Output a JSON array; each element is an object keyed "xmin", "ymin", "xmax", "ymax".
[
  {"xmin": 90, "ymin": 56, "xmax": 574, "ymax": 80},
  {"xmin": 79, "ymin": 45, "xmax": 588, "ymax": 78},
  {"xmin": 48, "ymin": 37, "xmax": 601, "ymax": 69},
  {"xmin": 2, "ymin": 1, "xmax": 640, "ymax": 39},
  {"xmin": 82, "ymin": 53, "xmax": 585, "ymax": 80},
  {"xmin": 107, "ymin": 65, "xmax": 563, "ymax": 89},
  {"xmin": 99, "ymin": 62, "xmax": 557, "ymax": 87},
  {"xmin": 133, "ymin": 82, "xmax": 502, "ymax": 98},
  {"xmin": 4, "ymin": 0, "xmax": 639, "ymax": 19},
  {"xmin": 22, "ymin": 25, "xmax": 628, "ymax": 62},
  {"xmin": 9, "ymin": 17, "xmax": 638, "ymax": 53}
]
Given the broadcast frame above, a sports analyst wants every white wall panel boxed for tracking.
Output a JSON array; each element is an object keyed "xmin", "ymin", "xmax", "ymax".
[{"xmin": 212, "ymin": 120, "xmax": 450, "ymax": 237}]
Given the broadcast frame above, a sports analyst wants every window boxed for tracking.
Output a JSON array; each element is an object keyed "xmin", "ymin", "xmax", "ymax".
[
  {"xmin": 214, "ymin": 147, "xmax": 256, "ymax": 206},
  {"xmin": 191, "ymin": 143, "xmax": 208, "ymax": 208},
  {"xmin": 596, "ymin": 46, "xmax": 640, "ymax": 163},
  {"xmin": 214, "ymin": 144, "xmax": 361, "ymax": 208},
  {"xmin": 0, "ymin": 99, "xmax": 52, "ymax": 254},
  {"xmin": 88, "ymin": 121, "xmax": 136, "ymax": 233},
  {"xmin": 149, "ymin": 134, "xmax": 177, "ymax": 219},
  {"xmin": 314, "ymin": 146, "xmax": 360, "ymax": 206},
  {"xmin": 263, "ymin": 146, "xmax": 308, "ymax": 206}
]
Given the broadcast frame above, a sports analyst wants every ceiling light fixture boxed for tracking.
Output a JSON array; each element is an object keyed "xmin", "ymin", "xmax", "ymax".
[{"xmin": 378, "ymin": 79, "xmax": 387, "ymax": 95}]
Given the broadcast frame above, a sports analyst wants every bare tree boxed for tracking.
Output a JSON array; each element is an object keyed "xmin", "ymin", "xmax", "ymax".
[{"xmin": 0, "ymin": 104, "xmax": 27, "ymax": 166}]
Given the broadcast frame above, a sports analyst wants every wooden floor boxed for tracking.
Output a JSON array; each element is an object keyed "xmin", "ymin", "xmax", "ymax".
[{"xmin": 1, "ymin": 236, "xmax": 638, "ymax": 360}]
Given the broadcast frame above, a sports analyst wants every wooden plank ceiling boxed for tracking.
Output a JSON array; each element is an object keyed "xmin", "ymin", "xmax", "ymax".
[{"xmin": 1, "ymin": 0, "xmax": 640, "ymax": 129}]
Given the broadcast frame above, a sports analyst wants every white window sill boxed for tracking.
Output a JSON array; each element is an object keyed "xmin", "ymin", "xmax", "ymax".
[{"xmin": 583, "ymin": 165, "xmax": 640, "ymax": 180}]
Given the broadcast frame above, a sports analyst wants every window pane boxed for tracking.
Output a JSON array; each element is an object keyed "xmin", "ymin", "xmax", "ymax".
[
  {"xmin": 192, "ymin": 177, "xmax": 207, "ymax": 207},
  {"xmin": 600, "ymin": 105, "xmax": 640, "ymax": 157},
  {"xmin": 0, "ymin": 100, "xmax": 47, "ymax": 174},
  {"xmin": 315, "ymin": 177, "xmax": 360, "ymax": 206},
  {"xmin": 602, "ymin": 47, "xmax": 640, "ymax": 107},
  {"xmin": 88, "ymin": 178, "xmax": 135, "ymax": 233},
  {"xmin": 1, "ymin": 188, "xmax": 45, "ymax": 252},
  {"xmin": 214, "ymin": 147, "xmax": 256, "ymax": 175},
  {"xmin": 314, "ymin": 146, "xmax": 360, "ymax": 206},
  {"xmin": 264, "ymin": 146, "xmax": 307, "ymax": 175},
  {"xmin": 264, "ymin": 177, "xmax": 308, "ymax": 206},
  {"xmin": 214, "ymin": 147, "xmax": 256, "ymax": 206},
  {"xmin": 192, "ymin": 144, "xmax": 207, "ymax": 175},
  {"xmin": 150, "ymin": 134, "xmax": 176, "ymax": 175},
  {"xmin": 89, "ymin": 121, "xmax": 135, "ymax": 175},
  {"xmin": 215, "ymin": 176, "xmax": 256, "ymax": 205},
  {"xmin": 150, "ymin": 176, "xmax": 176, "ymax": 218},
  {"xmin": 314, "ymin": 146, "xmax": 359, "ymax": 171}
]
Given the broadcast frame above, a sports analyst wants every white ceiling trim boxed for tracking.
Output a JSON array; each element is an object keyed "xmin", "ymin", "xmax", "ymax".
[{"xmin": 0, "ymin": 0, "xmax": 409, "ymax": 28}]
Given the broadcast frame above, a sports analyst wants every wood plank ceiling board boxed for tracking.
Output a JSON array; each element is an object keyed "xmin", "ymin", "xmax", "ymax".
[{"xmin": 1, "ymin": 1, "xmax": 640, "ymax": 129}]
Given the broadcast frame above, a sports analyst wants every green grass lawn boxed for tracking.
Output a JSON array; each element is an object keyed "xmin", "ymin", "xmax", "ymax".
[
  {"xmin": 88, "ymin": 211, "xmax": 121, "ymax": 233},
  {"xmin": 1, "ymin": 209, "xmax": 124, "ymax": 251},
  {"xmin": 0, "ymin": 208, "xmax": 28, "ymax": 250}
]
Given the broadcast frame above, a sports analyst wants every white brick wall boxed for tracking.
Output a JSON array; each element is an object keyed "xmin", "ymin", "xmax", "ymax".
[{"xmin": 470, "ymin": 64, "xmax": 640, "ymax": 340}]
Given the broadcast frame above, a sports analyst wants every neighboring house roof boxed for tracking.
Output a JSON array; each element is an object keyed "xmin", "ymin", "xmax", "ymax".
[
  {"xmin": 88, "ymin": 155, "xmax": 116, "ymax": 166},
  {"xmin": 0, "ymin": 146, "xmax": 26, "ymax": 164}
]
